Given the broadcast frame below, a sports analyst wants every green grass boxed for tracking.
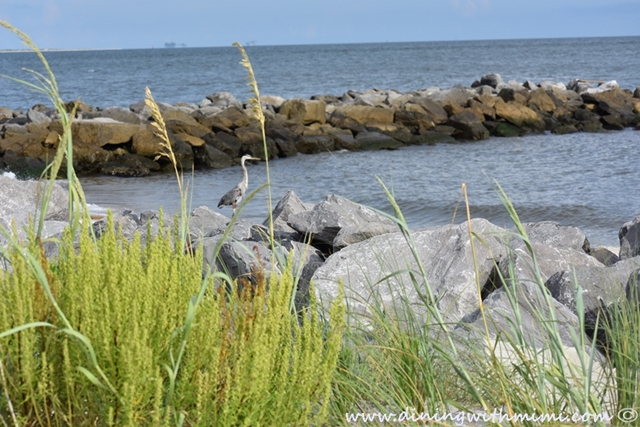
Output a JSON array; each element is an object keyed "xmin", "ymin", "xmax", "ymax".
[{"xmin": 2, "ymin": 21, "xmax": 639, "ymax": 427}]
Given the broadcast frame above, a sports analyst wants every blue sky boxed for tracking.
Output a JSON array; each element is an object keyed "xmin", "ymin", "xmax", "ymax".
[{"xmin": 1, "ymin": 0, "xmax": 639, "ymax": 50}]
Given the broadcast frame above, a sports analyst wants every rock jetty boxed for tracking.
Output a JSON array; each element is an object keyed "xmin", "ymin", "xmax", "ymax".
[{"xmin": 1, "ymin": 74, "xmax": 639, "ymax": 177}]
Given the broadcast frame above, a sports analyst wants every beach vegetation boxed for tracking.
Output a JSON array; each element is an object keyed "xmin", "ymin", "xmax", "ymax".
[{"xmin": 1, "ymin": 21, "xmax": 638, "ymax": 427}]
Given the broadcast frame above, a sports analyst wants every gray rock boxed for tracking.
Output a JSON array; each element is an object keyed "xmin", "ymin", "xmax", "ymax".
[
  {"xmin": 312, "ymin": 219, "xmax": 507, "ymax": 325},
  {"xmin": 539, "ymin": 81, "xmax": 567, "ymax": 91},
  {"xmin": 288, "ymin": 194, "xmax": 396, "ymax": 251},
  {"xmin": 499, "ymin": 222, "xmax": 601, "ymax": 293},
  {"xmin": 545, "ymin": 257, "xmax": 640, "ymax": 327},
  {"xmin": 447, "ymin": 111, "xmax": 490, "ymax": 140},
  {"xmin": 590, "ymin": 246, "xmax": 619, "ymax": 266},
  {"xmin": 129, "ymin": 100, "xmax": 153, "ymax": 116},
  {"xmin": 189, "ymin": 206, "xmax": 228, "ymax": 238},
  {"xmin": 227, "ymin": 219, "xmax": 258, "ymax": 241},
  {"xmin": 625, "ymin": 268, "xmax": 640, "ymax": 303},
  {"xmin": 477, "ymin": 73, "xmax": 504, "ymax": 89},
  {"xmin": 265, "ymin": 190, "xmax": 311, "ymax": 233},
  {"xmin": 96, "ymin": 209, "xmax": 140, "ymax": 241},
  {"xmin": 0, "ymin": 175, "xmax": 69, "ymax": 237},
  {"xmin": 429, "ymin": 87, "xmax": 475, "ymax": 107},
  {"xmin": 273, "ymin": 241, "xmax": 325, "ymax": 308},
  {"xmin": 354, "ymin": 131, "xmax": 403, "ymax": 150},
  {"xmin": 406, "ymin": 96, "xmax": 449, "ymax": 124},
  {"xmin": 619, "ymin": 216, "xmax": 640, "ymax": 259},
  {"xmin": 101, "ymin": 106, "xmax": 145, "ymax": 125},
  {"xmin": 194, "ymin": 144, "xmax": 233, "ymax": 169},
  {"xmin": 205, "ymin": 92, "xmax": 242, "ymax": 109},
  {"xmin": 27, "ymin": 109, "xmax": 51, "ymax": 125},
  {"xmin": 458, "ymin": 282, "xmax": 585, "ymax": 350},
  {"xmin": 217, "ymin": 240, "xmax": 278, "ymax": 287}
]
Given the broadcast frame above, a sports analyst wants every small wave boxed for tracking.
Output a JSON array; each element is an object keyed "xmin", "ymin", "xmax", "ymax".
[{"xmin": 1, "ymin": 171, "xmax": 17, "ymax": 179}]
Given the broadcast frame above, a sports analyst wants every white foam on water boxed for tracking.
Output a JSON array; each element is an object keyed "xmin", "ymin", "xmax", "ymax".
[{"xmin": 1, "ymin": 171, "xmax": 17, "ymax": 179}]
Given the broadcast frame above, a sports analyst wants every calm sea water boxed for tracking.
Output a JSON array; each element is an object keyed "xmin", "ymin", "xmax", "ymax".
[{"xmin": 2, "ymin": 37, "xmax": 640, "ymax": 247}]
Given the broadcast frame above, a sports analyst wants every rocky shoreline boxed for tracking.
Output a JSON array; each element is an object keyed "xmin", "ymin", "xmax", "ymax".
[
  {"xmin": 1, "ymin": 74, "xmax": 639, "ymax": 177},
  {"xmin": 2, "ymin": 173, "xmax": 640, "ymax": 385}
]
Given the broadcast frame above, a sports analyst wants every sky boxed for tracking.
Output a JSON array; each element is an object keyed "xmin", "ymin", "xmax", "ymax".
[{"xmin": 1, "ymin": 0, "xmax": 639, "ymax": 50}]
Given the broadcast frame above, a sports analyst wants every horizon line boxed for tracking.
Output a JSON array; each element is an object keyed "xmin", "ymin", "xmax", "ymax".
[{"xmin": 1, "ymin": 34, "xmax": 638, "ymax": 53}]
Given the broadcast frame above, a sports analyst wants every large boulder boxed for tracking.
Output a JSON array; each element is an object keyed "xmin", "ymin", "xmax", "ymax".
[
  {"xmin": 545, "ymin": 257, "xmax": 640, "ymax": 328},
  {"xmin": 193, "ymin": 144, "xmax": 233, "ymax": 169},
  {"xmin": 205, "ymin": 92, "xmax": 242, "ymax": 109},
  {"xmin": 99, "ymin": 153, "xmax": 160, "ymax": 177},
  {"xmin": 473, "ymin": 73, "xmax": 504, "ymax": 89},
  {"xmin": 295, "ymin": 135, "xmax": 335, "ymax": 154},
  {"xmin": 131, "ymin": 126, "xmax": 165, "ymax": 158},
  {"xmin": 619, "ymin": 216, "xmax": 640, "ymax": 259},
  {"xmin": 312, "ymin": 219, "xmax": 507, "ymax": 324},
  {"xmin": 447, "ymin": 110, "xmax": 490, "ymax": 140},
  {"xmin": 213, "ymin": 106, "xmax": 252, "ymax": 129},
  {"xmin": 499, "ymin": 221, "xmax": 600, "ymax": 289},
  {"xmin": 287, "ymin": 194, "xmax": 396, "ymax": 252},
  {"xmin": 329, "ymin": 105, "xmax": 395, "ymax": 126},
  {"xmin": 527, "ymin": 88, "xmax": 557, "ymax": 113},
  {"xmin": 493, "ymin": 98, "xmax": 545, "ymax": 132},
  {"xmin": 234, "ymin": 126, "xmax": 278, "ymax": 159},
  {"xmin": 56, "ymin": 119, "xmax": 144, "ymax": 147},
  {"xmin": 279, "ymin": 99, "xmax": 326, "ymax": 125},
  {"xmin": 266, "ymin": 190, "xmax": 311, "ymax": 233},
  {"xmin": 100, "ymin": 106, "xmax": 145, "ymax": 125},
  {"xmin": 204, "ymin": 132, "xmax": 243, "ymax": 159},
  {"xmin": 354, "ymin": 131, "xmax": 403, "ymax": 150},
  {"xmin": 0, "ymin": 174, "xmax": 69, "ymax": 244},
  {"xmin": 265, "ymin": 125, "xmax": 299, "ymax": 158},
  {"xmin": 428, "ymin": 87, "xmax": 475, "ymax": 110}
]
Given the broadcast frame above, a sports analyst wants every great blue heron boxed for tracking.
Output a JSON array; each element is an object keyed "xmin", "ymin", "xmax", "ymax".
[{"xmin": 217, "ymin": 154, "xmax": 261, "ymax": 213}]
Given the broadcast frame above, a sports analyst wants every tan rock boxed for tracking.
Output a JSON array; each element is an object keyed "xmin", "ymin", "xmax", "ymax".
[
  {"xmin": 167, "ymin": 120, "xmax": 211, "ymax": 138},
  {"xmin": 196, "ymin": 114, "xmax": 234, "ymax": 133},
  {"xmin": 473, "ymin": 94, "xmax": 498, "ymax": 108},
  {"xmin": 176, "ymin": 132, "xmax": 205, "ymax": 147},
  {"xmin": 528, "ymin": 88, "xmax": 557, "ymax": 113},
  {"xmin": 50, "ymin": 119, "xmax": 143, "ymax": 147},
  {"xmin": 443, "ymin": 102, "xmax": 465, "ymax": 116},
  {"xmin": 0, "ymin": 133, "xmax": 45, "ymax": 156},
  {"xmin": 279, "ymin": 99, "xmax": 327, "ymax": 125},
  {"xmin": 25, "ymin": 122, "xmax": 50, "ymax": 138},
  {"xmin": 467, "ymin": 100, "xmax": 495, "ymax": 120},
  {"xmin": 215, "ymin": 106, "xmax": 252, "ymax": 128},
  {"xmin": 44, "ymin": 131, "xmax": 60, "ymax": 149},
  {"xmin": 0, "ymin": 107, "xmax": 13, "ymax": 120},
  {"xmin": 132, "ymin": 127, "xmax": 165, "ymax": 158},
  {"xmin": 494, "ymin": 98, "xmax": 545, "ymax": 131},
  {"xmin": 393, "ymin": 103, "xmax": 436, "ymax": 130},
  {"xmin": 160, "ymin": 109, "xmax": 201, "ymax": 127},
  {"xmin": 330, "ymin": 104, "xmax": 394, "ymax": 126}
]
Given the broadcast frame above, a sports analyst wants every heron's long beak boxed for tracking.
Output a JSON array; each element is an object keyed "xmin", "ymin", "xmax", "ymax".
[{"xmin": 249, "ymin": 157, "xmax": 261, "ymax": 161}]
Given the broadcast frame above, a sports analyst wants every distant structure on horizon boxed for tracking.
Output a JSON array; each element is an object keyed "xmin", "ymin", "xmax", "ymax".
[{"xmin": 164, "ymin": 42, "xmax": 187, "ymax": 48}]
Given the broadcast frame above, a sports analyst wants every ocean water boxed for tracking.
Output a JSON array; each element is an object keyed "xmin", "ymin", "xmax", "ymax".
[
  {"xmin": 2, "ymin": 37, "xmax": 640, "ymax": 247},
  {"xmin": 2, "ymin": 37, "xmax": 640, "ymax": 110}
]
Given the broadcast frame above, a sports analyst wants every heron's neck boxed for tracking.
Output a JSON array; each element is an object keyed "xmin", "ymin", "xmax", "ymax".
[{"xmin": 241, "ymin": 160, "xmax": 249, "ymax": 187}]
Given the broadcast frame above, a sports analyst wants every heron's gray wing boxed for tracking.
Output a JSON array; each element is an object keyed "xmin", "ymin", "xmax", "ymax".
[{"xmin": 218, "ymin": 185, "xmax": 242, "ymax": 208}]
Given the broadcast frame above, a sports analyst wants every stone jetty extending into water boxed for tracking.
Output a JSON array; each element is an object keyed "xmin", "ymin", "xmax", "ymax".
[{"xmin": 1, "ymin": 73, "xmax": 639, "ymax": 177}]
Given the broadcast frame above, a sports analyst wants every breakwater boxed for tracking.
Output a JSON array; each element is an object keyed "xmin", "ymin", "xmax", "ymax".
[{"xmin": 1, "ymin": 73, "xmax": 639, "ymax": 177}]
